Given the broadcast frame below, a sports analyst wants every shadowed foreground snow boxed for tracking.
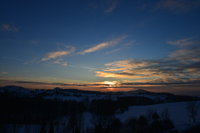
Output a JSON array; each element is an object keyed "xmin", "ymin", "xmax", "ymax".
[
  {"xmin": 116, "ymin": 101, "xmax": 200, "ymax": 131},
  {"xmin": 1, "ymin": 101, "xmax": 200, "ymax": 133}
]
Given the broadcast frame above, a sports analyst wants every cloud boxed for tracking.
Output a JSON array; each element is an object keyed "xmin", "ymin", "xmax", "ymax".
[
  {"xmin": 96, "ymin": 71, "xmax": 156, "ymax": 79},
  {"xmin": 120, "ymin": 78, "xmax": 200, "ymax": 86},
  {"xmin": 96, "ymin": 38, "xmax": 200, "ymax": 84},
  {"xmin": 169, "ymin": 42, "xmax": 200, "ymax": 65},
  {"xmin": 0, "ymin": 79, "xmax": 108, "ymax": 90},
  {"xmin": 169, "ymin": 48, "xmax": 200, "ymax": 62},
  {"xmin": 29, "ymin": 40, "xmax": 40, "ymax": 45},
  {"xmin": 96, "ymin": 59, "xmax": 161, "ymax": 79},
  {"xmin": 78, "ymin": 36, "xmax": 126, "ymax": 55},
  {"xmin": 0, "ymin": 24, "xmax": 19, "ymax": 32},
  {"xmin": 105, "ymin": 0, "xmax": 119, "ymax": 13},
  {"xmin": 42, "ymin": 46, "xmax": 75, "ymax": 61},
  {"xmin": 1, "ymin": 72, "xmax": 8, "ymax": 75},
  {"xmin": 105, "ymin": 60, "xmax": 150, "ymax": 70},
  {"xmin": 89, "ymin": 0, "xmax": 119, "ymax": 13},
  {"xmin": 157, "ymin": 0, "xmax": 200, "ymax": 13},
  {"xmin": 42, "ymin": 51, "xmax": 69, "ymax": 61},
  {"xmin": 52, "ymin": 59, "xmax": 68, "ymax": 66},
  {"xmin": 168, "ymin": 38, "xmax": 200, "ymax": 63},
  {"xmin": 96, "ymin": 58, "xmax": 200, "ymax": 82},
  {"xmin": 105, "ymin": 48, "xmax": 121, "ymax": 55},
  {"xmin": 167, "ymin": 38, "xmax": 198, "ymax": 47}
]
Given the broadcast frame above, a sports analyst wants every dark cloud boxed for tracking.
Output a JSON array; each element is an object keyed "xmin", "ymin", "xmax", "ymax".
[
  {"xmin": 0, "ymin": 24, "xmax": 19, "ymax": 32},
  {"xmin": 105, "ymin": 0, "xmax": 119, "ymax": 13},
  {"xmin": 88, "ymin": 0, "xmax": 119, "ymax": 13},
  {"xmin": 121, "ymin": 79, "xmax": 200, "ymax": 86},
  {"xmin": 0, "ymin": 80, "xmax": 103, "ymax": 87},
  {"xmin": 156, "ymin": 0, "xmax": 200, "ymax": 13}
]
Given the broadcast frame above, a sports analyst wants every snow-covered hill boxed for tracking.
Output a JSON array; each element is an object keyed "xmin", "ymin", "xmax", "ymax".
[{"xmin": 0, "ymin": 85, "xmax": 176, "ymax": 102}]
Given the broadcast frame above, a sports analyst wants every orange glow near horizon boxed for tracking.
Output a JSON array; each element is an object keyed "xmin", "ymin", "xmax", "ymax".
[
  {"xmin": 105, "ymin": 87, "xmax": 135, "ymax": 92},
  {"xmin": 103, "ymin": 81, "xmax": 119, "ymax": 87},
  {"xmin": 1, "ymin": 79, "xmax": 200, "ymax": 95}
]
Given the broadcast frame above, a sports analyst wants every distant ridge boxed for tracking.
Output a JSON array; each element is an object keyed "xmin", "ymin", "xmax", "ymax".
[
  {"xmin": 0, "ymin": 85, "xmax": 198, "ymax": 102},
  {"xmin": 0, "ymin": 86, "xmax": 153, "ymax": 94},
  {"xmin": 128, "ymin": 89, "xmax": 150, "ymax": 94},
  {"xmin": 0, "ymin": 85, "xmax": 167, "ymax": 95}
]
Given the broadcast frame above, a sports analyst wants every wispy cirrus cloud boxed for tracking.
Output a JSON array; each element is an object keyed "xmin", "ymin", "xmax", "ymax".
[
  {"xmin": 167, "ymin": 38, "xmax": 199, "ymax": 47},
  {"xmin": 29, "ymin": 40, "xmax": 40, "ymax": 45},
  {"xmin": 105, "ymin": 0, "xmax": 119, "ymax": 13},
  {"xmin": 78, "ymin": 36, "xmax": 126, "ymax": 55},
  {"xmin": 157, "ymin": 0, "xmax": 200, "ymax": 13},
  {"xmin": 169, "ymin": 48, "xmax": 200, "ymax": 63},
  {"xmin": 42, "ymin": 51, "xmax": 70, "ymax": 61},
  {"xmin": 52, "ymin": 59, "xmax": 68, "ymax": 66},
  {"xmin": 96, "ymin": 70, "xmax": 155, "ymax": 79},
  {"xmin": 104, "ymin": 40, "xmax": 135, "ymax": 55},
  {"xmin": 89, "ymin": 0, "xmax": 119, "ymax": 13},
  {"xmin": 167, "ymin": 37, "xmax": 200, "ymax": 63},
  {"xmin": 42, "ymin": 46, "xmax": 75, "ymax": 61},
  {"xmin": 105, "ymin": 60, "xmax": 150, "ymax": 71},
  {"xmin": 0, "ymin": 24, "xmax": 19, "ymax": 32},
  {"xmin": 96, "ymin": 59, "xmax": 162, "ymax": 79},
  {"xmin": 96, "ymin": 58, "xmax": 200, "ymax": 82},
  {"xmin": 96, "ymin": 38, "xmax": 200, "ymax": 85},
  {"xmin": 105, "ymin": 48, "xmax": 121, "ymax": 55},
  {"xmin": 1, "ymin": 72, "xmax": 8, "ymax": 75}
]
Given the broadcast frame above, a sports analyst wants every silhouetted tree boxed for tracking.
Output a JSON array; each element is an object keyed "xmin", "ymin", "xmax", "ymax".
[
  {"xmin": 184, "ymin": 124, "xmax": 200, "ymax": 133},
  {"xmin": 126, "ymin": 118, "xmax": 137, "ymax": 133},
  {"xmin": 49, "ymin": 123, "xmax": 54, "ymax": 133},
  {"xmin": 162, "ymin": 119, "xmax": 174, "ymax": 131},
  {"xmin": 110, "ymin": 118, "xmax": 122, "ymax": 133},
  {"xmin": 135, "ymin": 115, "xmax": 148, "ymax": 133},
  {"xmin": 186, "ymin": 101, "xmax": 199, "ymax": 123},
  {"xmin": 161, "ymin": 108, "xmax": 170, "ymax": 120},
  {"xmin": 94, "ymin": 124, "xmax": 104, "ymax": 133},
  {"xmin": 149, "ymin": 112, "xmax": 174, "ymax": 133},
  {"xmin": 149, "ymin": 120, "xmax": 163, "ymax": 133},
  {"xmin": 40, "ymin": 123, "xmax": 46, "ymax": 133},
  {"xmin": 152, "ymin": 112, "xmax": 160, "ymax": 121},
  {"xmin": 67, "ymin": 113, "xmax": 83, "ymax": 133}
]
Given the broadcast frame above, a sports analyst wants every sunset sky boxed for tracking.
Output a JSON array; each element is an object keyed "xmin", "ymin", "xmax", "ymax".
[{"xmin": 0, "ymin": 0, "xmax": 200, "ymax": 94}]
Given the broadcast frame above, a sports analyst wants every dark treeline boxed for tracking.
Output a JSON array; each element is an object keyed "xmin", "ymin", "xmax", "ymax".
[
  {"xmin": 91, "ymin": 112, "xmax": 176, "ymax": 133},
  {"xmin": 0, "ymin": 95, "xmax": 84, "ymax": 124},
  {"xmin": 0, "ymin": 96, "xmax": 154, "ymax": 124}
]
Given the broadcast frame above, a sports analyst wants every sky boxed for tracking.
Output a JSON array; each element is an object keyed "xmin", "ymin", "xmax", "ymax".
[{"xmin": 0, "ymin": 0, "xmax": 200, "ymax": 95}]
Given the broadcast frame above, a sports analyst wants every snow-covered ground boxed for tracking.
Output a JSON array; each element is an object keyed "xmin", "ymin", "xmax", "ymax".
[
  {"xmin": 116, "ymin": 101, "xmax": 200, "ymax": 131},
  {"xmin": 2, "ymin": 124, "xmax": 41, "ymax": 133},
  {"xmin": 2, "ymin": 101, "xmax": 200, "ymax": 133},
  {"xmin": 80, "ymin": 101, "xmax": 200, "ymax": 131}
]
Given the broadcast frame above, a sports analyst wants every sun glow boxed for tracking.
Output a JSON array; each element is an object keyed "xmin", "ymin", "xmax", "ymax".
[{"xmin": 103, "ymin": 81, "xmax": 119, "ymax": 87}]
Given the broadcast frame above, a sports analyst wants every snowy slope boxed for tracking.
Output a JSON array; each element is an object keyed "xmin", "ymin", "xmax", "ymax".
[{"xmin": 116, "ymin": 101, "xmax": 200, "ymax": 131}]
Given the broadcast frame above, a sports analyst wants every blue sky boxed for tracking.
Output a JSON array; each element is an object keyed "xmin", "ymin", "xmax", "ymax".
[{"xmin": 0, "ymin": 0, "xmax": 200, "ymax": 94}]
